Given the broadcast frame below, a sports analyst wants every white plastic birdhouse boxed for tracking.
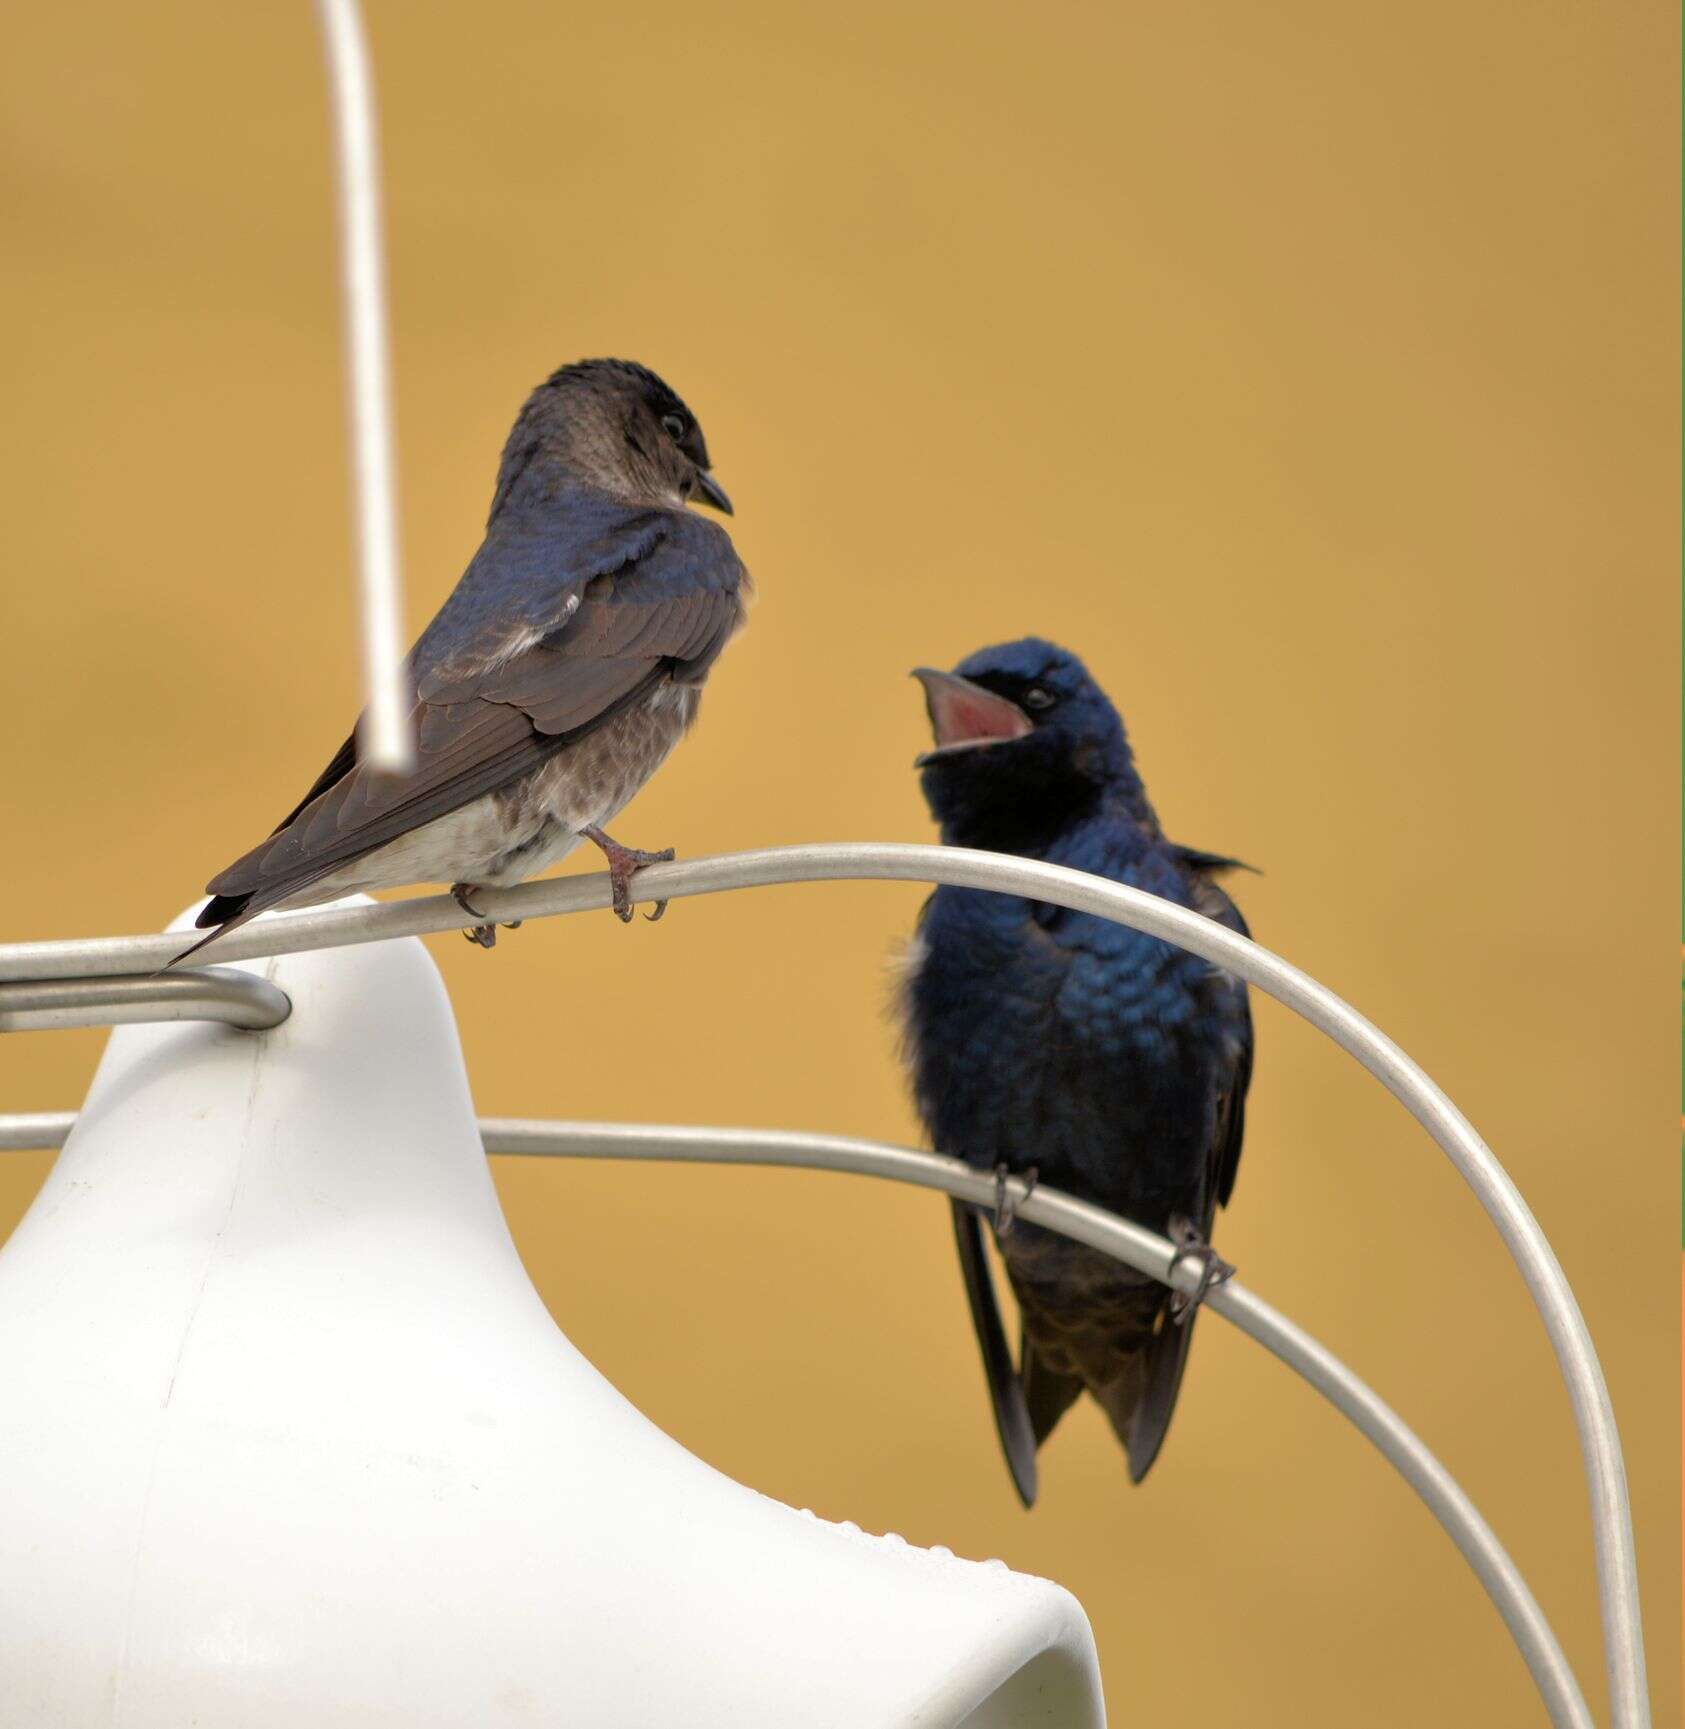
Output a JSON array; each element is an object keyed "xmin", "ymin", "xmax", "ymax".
[{"xmin": 0, "ymin": 910, "xmax": 1104, "ymax": 1726}]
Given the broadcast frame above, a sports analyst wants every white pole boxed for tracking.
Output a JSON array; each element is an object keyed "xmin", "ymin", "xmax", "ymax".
[{"xmin": 311, "ymin": 0, "xmax": 414, "ymax": 774}]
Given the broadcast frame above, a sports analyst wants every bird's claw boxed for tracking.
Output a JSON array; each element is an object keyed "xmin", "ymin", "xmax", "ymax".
[
  {"xmin": 452, "ymin": 883, "xmax": 519, "ymax": 950},
  {"xmin": 992, "ymin": 1163, "xmax": 1039, "ymax": 1237},
  {"xmin": 583, "ymin": 826, "xmax": 675, "ymax": 924},
  {"xmin": 1165, "ymin": 1214, "xmax": 1235, "ymax": 1325}
]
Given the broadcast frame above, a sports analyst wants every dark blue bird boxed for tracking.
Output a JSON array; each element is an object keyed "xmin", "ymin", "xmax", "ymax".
[{"xmin": 897, "ymin": 638, "xmax": 1254, "ymax": 1503}]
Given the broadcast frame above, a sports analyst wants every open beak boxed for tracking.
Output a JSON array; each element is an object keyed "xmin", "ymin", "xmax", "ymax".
[
  {"xmin": 911, "ymin": 668, "xmax": 1032, "ymax": 766},
  {"xmin": 693, "ymin": 470, "xmax": 733, "ymax": 515}
]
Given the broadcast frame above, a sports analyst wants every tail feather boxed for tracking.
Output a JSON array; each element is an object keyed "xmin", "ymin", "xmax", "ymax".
[
  {"xmin": 1019, "ymin": 1335, "xmax": 1084, "ymax": 1449},
  {"xmin": 949, "ymin": 1200, "xmax": 1040, "ymax": 1507},
  {"xmin": 168, "ymin": 893, "xmax": 266, "ymax": 968},
  {"xmin": 172, "ymin": 872, "xmax": 327, "ymax": 968},
  {"xmin": 178, "ymin": 733, "xmax": 361, "ymax": 964},
  {"xmin": 195, "ymin": 891, "xmax": 254, "ymax": 931},
  {"xmin": 1093, "ymin": 1310, "xmax": 1199, "ymax": 1484}
]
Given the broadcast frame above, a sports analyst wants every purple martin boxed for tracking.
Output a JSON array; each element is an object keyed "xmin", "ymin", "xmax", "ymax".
[
  {"xmin": 897, "ymin": 638, "xmax": 1254, "ymax": 1504},
  {"xmin": 186, "ymin": 359, "xmax": 747, "ymax": 957}
]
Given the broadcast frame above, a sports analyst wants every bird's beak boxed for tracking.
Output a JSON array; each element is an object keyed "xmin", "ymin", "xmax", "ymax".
[
  {"xmin": 911, "ymin": 668, "xmax": 1032, "ymax": 766},
  {"xmin": 693, "ymin": 470, "xmax": 733, "ymax": 515}
]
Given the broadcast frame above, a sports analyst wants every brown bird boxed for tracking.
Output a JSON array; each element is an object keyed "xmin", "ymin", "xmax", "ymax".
[{"xmin": 184, "ymin": 359, "xmax": 747, "ymax": 958}]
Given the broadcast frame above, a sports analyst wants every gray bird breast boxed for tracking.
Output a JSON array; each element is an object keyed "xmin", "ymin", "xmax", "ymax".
[{"xmin": 489, "ymin": 680, "xmax": 702, "ymax": 879}]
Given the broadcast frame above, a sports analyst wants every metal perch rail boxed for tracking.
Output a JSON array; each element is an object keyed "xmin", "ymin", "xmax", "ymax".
[
  {"xmin": 0, "ymin": 968, "xmax": 290, "ymax": 1034},
  {"xmin": 0, "ymin": 841, "xmax": 1650, "ymax": 1728},
  {"xmin": 0, "ymin": 1109, "xmax": 1592, "ymax": 1729}
]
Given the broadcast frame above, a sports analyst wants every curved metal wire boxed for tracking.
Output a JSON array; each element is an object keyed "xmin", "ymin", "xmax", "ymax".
[
  {"xmin": 0, "ymin": 969, "xmax": 289, "ymax": 1034},
  {"xmin": 0, "ymin": 1108, "xmax": 1593, "ymax": 1729},
  {"xmin": 0, "ymin": 842, "xmax": 1646, "ymax": 1726}
]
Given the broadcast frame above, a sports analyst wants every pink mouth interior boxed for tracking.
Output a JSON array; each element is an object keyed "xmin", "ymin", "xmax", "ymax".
[{"xmin": 927, "ymin": 684, "xmax": 1032, "ymax": 750}]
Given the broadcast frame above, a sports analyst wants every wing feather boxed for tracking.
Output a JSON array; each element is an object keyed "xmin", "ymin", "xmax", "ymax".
[
  {"xmin": 1173, "ymin": 851, "xmax": 1256, "ymax": 1214},
  {"xmin": 949, "ymin": 1199, "xmax": 1040, "ymax": 1508},
  {"xmin": 196, "ymin": 496, "xmax": 745, "ymax": 931}
]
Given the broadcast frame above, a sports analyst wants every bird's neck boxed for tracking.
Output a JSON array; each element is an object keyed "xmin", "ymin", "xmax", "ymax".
[
  {"xmin": 1101, "ymin": 769, "xmax": 1159, "ymax": 835},
  {"xmin": 938, "ymin": 773, "xmax": 1159, "ymax": 860}
]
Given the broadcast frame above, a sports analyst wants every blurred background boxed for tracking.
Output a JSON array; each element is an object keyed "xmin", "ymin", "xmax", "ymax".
[{"xmin": 0, "ymin": 2, "xmax": 1677, "ymax": 1722}]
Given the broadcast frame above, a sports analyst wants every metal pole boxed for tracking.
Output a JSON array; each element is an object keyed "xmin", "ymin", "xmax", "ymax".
[
  {"xmin": 0, "ymin": 969, "xmax": 289, "ymax": 1034},
  {"xmin": 0, "ymin": 841, "xmax": 1647, "ymax": 1725},
  {"xmin": 0, "ymin": 1113, "xmax": 75, "ymax": 1151},
  {"xmin": 0, "ymin": 1108, "xmax": 1594, "ymax": 1729},
  {"xmin": 310, "ymin": 0, "xmax": 413, "ymax": 774}
]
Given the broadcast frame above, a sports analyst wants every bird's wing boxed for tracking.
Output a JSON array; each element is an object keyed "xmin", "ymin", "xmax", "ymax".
[
  {"xmin": 1164, "ymin": 843, "xmax": 1258, "ymax": 877},
  {"xmin": 1019, "ymin": 1331, "xmax": 1085, "ymax": 1450},
  {"xmin": 899, "ymin": 901, "xmax": 1042, "ymax": 1505},
  {"xmin": 948, "ymin": 1198, "xmax": 1040, "ymax": 1508},
  {"xmin": 196, "ymin": 500, "xmax": 745, "ymax": 929},
  {"xmin": 269, "ymin": 731, "xmax": 359, "ymax": 834},
  {"xmin": 1213, "ymin": 991, "xmax": 1254, "ymax": 1211},
  {"xmin": 1109, "ymin": 1304, "xmax": 1197, "ymax": 1484},
  {"xmin": 1170, "ymin": 848, "xmax": 1256, "ymax": 1214},
  {"xmin": 1102, "ymin": 849, "xmax": 1256, "ymax": 1483}
]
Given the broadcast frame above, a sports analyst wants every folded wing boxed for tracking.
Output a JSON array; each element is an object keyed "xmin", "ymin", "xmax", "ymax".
[{"xmin": 196, "ymin": 497, "xmax": 745, "ymax": 933}]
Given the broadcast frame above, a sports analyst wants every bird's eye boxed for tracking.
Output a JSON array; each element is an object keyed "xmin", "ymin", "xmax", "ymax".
[
  {"xmin": 660, "ymin": 413, "xmax": 687, "ymax": 441},
  {"xmin": 1022, "ymin": 685, "xmax": 1057, "ymax": 712}
]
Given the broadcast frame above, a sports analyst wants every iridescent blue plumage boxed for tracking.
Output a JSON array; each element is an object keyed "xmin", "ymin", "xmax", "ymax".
[{"xmin": 900, "ymin": 638, "xmax": 1253, "ymax": 1502}]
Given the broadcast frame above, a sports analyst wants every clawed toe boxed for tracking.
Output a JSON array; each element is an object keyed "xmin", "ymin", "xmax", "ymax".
[
  {"xmin": 583, "ymin": 827, "xmax": 676, "ymax": 925},
  {"xmin": 992, "ymin": 1163, "xmax": 1039, "ymax": 1237},
  {"xmin": 452, "ymin": 883, "xmax": 513, "ymax": 950},
  {"xmin": 1165, "ymin": 1214, "xmax": 1235, "ymax": 1324}
]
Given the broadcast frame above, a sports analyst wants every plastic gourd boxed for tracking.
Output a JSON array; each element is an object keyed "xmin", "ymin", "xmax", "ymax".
[{"xmin": 0, "ymin": 904, "xmax": 1103, "ymax": 1727}]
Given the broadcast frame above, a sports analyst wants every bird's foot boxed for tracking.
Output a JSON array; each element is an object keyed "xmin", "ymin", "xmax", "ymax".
[
  {"xmin": 582, "ymin": 825, "xmax": 676, "ymax": 923},
  {"xmin": 451, "ymin": 883, "xmax": 521, "ymax": 949},
  {"xmin": 992, "ymin": 1164, "xmax": 1039, "ymax": 1238},
  {"xmin": 1164, "ymin": 1214, "xmax": 1235, "ymax": 1325}
]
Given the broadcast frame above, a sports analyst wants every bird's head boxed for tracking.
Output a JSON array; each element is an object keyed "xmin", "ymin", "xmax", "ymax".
[
  {"xmin": 494, "ymin": 358, "xmax": 732, "ymax": 518},
  {"xmin": 911, "ymin": 638, "xmax": 1145, "ymax": 847}
]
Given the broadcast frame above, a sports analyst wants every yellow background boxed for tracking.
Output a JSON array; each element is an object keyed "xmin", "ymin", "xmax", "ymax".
[{"xmin": 0, "ymin": 3, "xmax": 1677, "ymax": 1723}]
